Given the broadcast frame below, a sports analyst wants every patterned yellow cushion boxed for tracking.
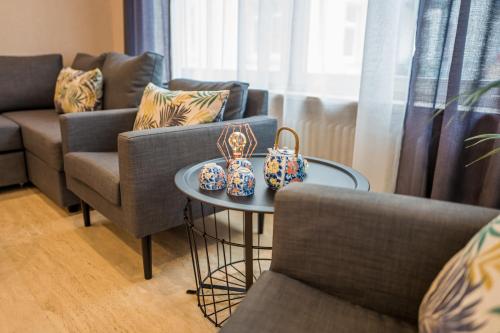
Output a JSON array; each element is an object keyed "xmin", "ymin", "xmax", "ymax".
[
  {"xmin": 133, "ymin": 83, "xmax": 229, "ymax": 130},
  {"xmin": 419, "ymin": 215, "xmax": 500, "ymax": 332},
  {"xmin": 54, "ymin": 67, "xmax": 103, "ymax": 113}
]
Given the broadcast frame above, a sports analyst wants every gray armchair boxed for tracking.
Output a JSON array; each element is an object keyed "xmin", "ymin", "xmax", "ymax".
[
  {"xmin": 221, "ymin": 184, "xmax": 499, "ymax": 333},
  {"xmin": 60, "ymin": 90, "xmax": 277, "ymax": 279}
]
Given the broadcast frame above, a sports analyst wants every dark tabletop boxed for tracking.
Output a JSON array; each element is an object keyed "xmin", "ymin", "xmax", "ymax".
[{"xmin": 175, "ymin": 153, "xmax": 369, "ymax": 214}]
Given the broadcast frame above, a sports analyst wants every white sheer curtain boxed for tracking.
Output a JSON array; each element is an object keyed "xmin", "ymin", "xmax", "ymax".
[
  {"xmin": 352, "ymin": 0, "xmax": 419, "ymax": 192},
  {"xmin": 171, "ymin": 0, "xmax": 368, "ymax": 166}
]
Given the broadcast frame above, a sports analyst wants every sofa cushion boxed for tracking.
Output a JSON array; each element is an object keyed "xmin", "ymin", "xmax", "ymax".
[
  {"xmin": 72, "ymin": 53, "xmax": 107, "ymax": 71},
  {"xmin": 102, "ymin": 52, "xmax": 164, "ymax": 110},
  {"xmin": 65, "ymin": 152, "xmax": 120, "ymax": 205},
  {"xmin": 0, "ymin": 54, "xmax": 62, "ymax": 112},
  {"xmin": 3, "ymin": 110, "xmax": 63, "ymax": 171},
  {"xmin": 220, "ymin": 271, "xmax": 417, "ymax": 333},
  {"xmin": 0, "ymin": 115, "xmax": 23, "ymax": 152},
  {"xmin": 133, "ymin": 83, "xmax": 229, "ymax": 130},
  {"xmin": 168, "ymin": 79, "xmax": 249, "ymax": 120},
  {"xmin": 54, "ymin": 67, "xmax": 103, "ymax": 113},
  {"xmin": 419, "ymin": 214, "xmax": 500, "ymax": 333}
]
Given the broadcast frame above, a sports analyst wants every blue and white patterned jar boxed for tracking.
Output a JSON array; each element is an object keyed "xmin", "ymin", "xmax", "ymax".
[
  {"xmin": 227, "ymin": 167, "xmax": 255, "ymax": 196},
  {"xmin": 228, "ymin": 158, "xmax": 253, "ymax": 173},
  {"xmin": 199, "ymin": 163, "xmax": 226, "ymax": 191},
  {"xmin": 227, "ymin": 158, "xmax": 253, "ymax": 183}
]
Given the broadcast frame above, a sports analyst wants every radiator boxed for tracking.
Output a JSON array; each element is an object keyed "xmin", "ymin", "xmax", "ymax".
[{"xmin": 268, "ymin": 94, "xmax": 357, "ymax": 166}]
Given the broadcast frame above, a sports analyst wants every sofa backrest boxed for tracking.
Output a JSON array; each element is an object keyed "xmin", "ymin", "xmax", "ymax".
[
  {"xmin": 72, "ymin": 52, "xmax": 107, "ymax": 71},
  {"xmin": 168, "ymin": 79, "xmax": 250, "ymax": 120},
  {"xmin": 102, "ymin": 52, "xmax": 164, "ymax": 110},
  {"xmin": 244, "ymin": 89, "xmax": 269, "ymax": 118},
  {"xmin": 0, "ymin": 54, "xmax": 62, "ymax": 112},
  {"xmin": 167, "ymin": 79, "xmax": 269, "ymax": 120}
]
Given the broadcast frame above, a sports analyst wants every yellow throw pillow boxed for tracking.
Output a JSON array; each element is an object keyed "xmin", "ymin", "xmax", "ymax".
[
  {"xmin": 133, "ymin": 83, "xmax": 230, "ymax": 130},
  {"xmin": 54, "ymin": 67, "xmax": 103, "ymax": 113},
  {"xmin": 419, "ymin": 215, "xmax": 500, "ymax": 332}
]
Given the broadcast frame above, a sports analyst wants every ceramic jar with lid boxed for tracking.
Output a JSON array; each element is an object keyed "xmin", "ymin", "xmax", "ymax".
[{"xmin": 227, "ymin": 167, "xmax": 255, "ymax": 196}]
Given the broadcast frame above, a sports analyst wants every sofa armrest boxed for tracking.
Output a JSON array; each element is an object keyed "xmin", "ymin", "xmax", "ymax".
[
  {"xmin": 117, "ymin": 116, "xmax": 278, "ymax": 237},
  {"xmin": 60, "ymin": 108, "xmax": 137, "ymax": 154},
  {"xmin": 271, "ymin": 184, "xmax": 499, "ymax": 325}
]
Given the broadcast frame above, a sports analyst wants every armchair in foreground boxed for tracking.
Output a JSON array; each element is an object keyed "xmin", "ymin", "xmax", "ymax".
[
  {"xmin": 220, "ymin": 184, "xmax": 499, "ymax": 333},
  {"xmin": 60, "ymin": 89, "xmax": 277, "ymax": 279}
]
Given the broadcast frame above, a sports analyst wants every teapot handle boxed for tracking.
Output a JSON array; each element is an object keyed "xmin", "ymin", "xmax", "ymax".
[{"xmin": 274, "ymin": 127, "xmax": 300, "ymax": 156}]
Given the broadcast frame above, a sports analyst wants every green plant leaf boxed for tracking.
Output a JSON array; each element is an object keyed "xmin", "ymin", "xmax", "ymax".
[
  {"xmin": 432, "ymin": 79, "xmax": 500, "ymax": 120},
  {"xmin": 431, "ymin": 95, "xmax": 460, "ymax": 120},
  {"xmin": 466, "ymin": 147, "xmax": 500, "ymax": 167},
  {"xmin": 465, "ymin": 133, "xmax": 500, "ymax": 141},
  {"xmin": 434, "ymin": 79, "xmax": 500, "ymax": 166},
  {"xmin": 465, "ymin": 134, "xmax": 500, "ymax": 148}
]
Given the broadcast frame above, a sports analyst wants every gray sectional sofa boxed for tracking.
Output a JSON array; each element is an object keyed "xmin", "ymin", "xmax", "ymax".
[
  {"xmin": 0, "ymin": 52, "xmax": 277, "ymax": 279},
  {"xmin": 0, "ymin": 52, "xmax": 163, "ymax": 208}
]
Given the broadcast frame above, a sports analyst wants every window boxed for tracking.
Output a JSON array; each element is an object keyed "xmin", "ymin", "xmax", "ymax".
[
  {"xmin": 171, "ymin": 0, "xmax": 368, "ymax": 99},
  {"xmin": 307, "ymin": 0, "xmax": 367, "ymax": 75}
]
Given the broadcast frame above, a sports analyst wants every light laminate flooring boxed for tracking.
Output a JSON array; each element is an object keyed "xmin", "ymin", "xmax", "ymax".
[{"xmin": 0, "ymin": 185, "xmax": 272, "ymax": 333}]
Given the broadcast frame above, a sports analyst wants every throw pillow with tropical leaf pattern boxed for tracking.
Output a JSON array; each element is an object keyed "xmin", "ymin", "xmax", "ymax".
[
  {"xmin": 133, "ymin": 83, "xmax": 229, "ymax": 130},
  {"xmin": 54, "ymin": 67, "xmax": 103, "ymax": 113},
  {"xmin": 419, "ymin": 215, "xmax": 500, "ymax": 333}
]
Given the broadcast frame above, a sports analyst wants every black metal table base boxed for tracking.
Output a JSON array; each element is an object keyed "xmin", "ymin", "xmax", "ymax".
[{"xmin": 184, "ymin": 199, "xmax": 271, "ymax": 327}]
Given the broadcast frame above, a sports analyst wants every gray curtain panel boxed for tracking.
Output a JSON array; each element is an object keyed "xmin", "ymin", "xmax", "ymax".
[
  {"xmin": 396, "ymin": 0, "xmax": 500, "ymax": 208},
  {"xmin": 124, "ymin": 0, "xmax": 171, "ymax": 81}
]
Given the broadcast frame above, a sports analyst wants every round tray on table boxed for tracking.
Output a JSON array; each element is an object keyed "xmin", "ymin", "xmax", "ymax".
[{"xmin": 176, "ymin": 153, "xmax": 369, "ymax": 213}]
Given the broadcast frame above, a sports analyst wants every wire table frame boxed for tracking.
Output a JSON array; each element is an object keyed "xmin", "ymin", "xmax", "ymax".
[
  {"xmin": 184, "ymin": 199, "xmax": 271, "ymax": 327},
  {"xmin": 175, "ymin": 155, "xmax": 369, "ymax": 327}
]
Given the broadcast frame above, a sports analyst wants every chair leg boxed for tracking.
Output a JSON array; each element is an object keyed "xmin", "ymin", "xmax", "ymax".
[
  {"xmin": 258, "ymin": 213, "xmax": 265, "ymax": 234},
  {"xmin": 81, "ymin": 200, "xmax": 91, "ymax": 227},
  {"xmin": 142, "ymin": 235, "xmax": 153, "ymax": 280}
]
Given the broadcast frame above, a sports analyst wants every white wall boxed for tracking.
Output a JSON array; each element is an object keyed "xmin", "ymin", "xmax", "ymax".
[{"xmin": 0, "ymin": 0, "xmax": 124, "ymax": 65}]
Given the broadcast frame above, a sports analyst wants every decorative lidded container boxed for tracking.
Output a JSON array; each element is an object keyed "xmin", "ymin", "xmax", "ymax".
[
  {"xmin": 228, "ymin": 158, "xmax": 253, "ymax": 173},
  {"xmin": 199, "ymin": 163, "xmax": 226, "ymax": 191},
  {"xmin": 264, "ymin": 127, "xmax": 306, "ymax": 190},
  {"xmin": 227, "ymin": 158, "xmax": 253, "ymax": 184},
  {"xmin": 227, "ymin": 167, "xmax": 255, "ymax": 196},
  {"xmin": 217, "ymin": 123, "xmax": 258, "ymax": 196}
]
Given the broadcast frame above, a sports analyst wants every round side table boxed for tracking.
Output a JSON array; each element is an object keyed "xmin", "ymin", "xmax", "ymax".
[{"xmin": 175, "ymin": 153, "xmax": 369, "ymax": 326}]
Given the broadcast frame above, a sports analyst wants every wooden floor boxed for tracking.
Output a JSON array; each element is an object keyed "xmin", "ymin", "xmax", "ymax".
[{"xmin": 0, "ymin": 185, "xmax": 270, "ymax": 333}]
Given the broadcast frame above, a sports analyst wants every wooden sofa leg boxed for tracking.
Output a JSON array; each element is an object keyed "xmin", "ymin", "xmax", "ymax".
[
  {"xmin": 258, "ymin": 213, "xmax": 265, "ymax": 234},
  {"xmin": 142, "ymin": 235, "xmax": 153, "ymax": 280},
  {"xmin": 81, "ymin": 200, "xmax": 91, "ymax": 227}
]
